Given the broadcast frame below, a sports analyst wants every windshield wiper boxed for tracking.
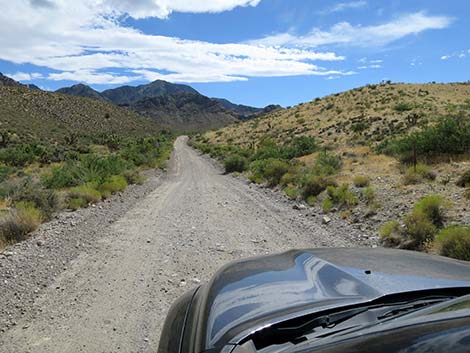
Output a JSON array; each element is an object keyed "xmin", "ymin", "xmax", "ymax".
[
  {"xmin": 377, "ymin": 297, "xmax": 450, "ymax": 320},
  {"xmin": 244, "ymin": 295, "xmax": 456, "ymax": 350}
]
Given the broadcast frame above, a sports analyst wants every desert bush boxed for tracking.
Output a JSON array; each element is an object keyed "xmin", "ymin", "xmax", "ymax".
[
  {"xmin": 322, "ymin": 199, "xmax": 333, "ymax": 213},
  {"xmin": 252, "ymin": 139, "xmax": 284, "ymax": 160},
  {"xmin": 301, "ymin": 175, "xmax": 337, "ymax": 199},
  {"xmin": 351, "ymin": 122, "xmax": 369, "ymax": 133},
  {"xmin": 67, "ymin": 184, "xmax": 101, "ymax": 205},
  {"xmin": 284, "ymin": 136, "xmax": 317, "ymax": 159},
  {"xmin": 67, "ymin": 197, "xmax": 88, "ymax": 210},
  {"xmin": 361, "ymin": 186, "xmax": 376, "ymax": 204},
  {"xmin": 0, "ymin": 165, "xmax": 15, "ymax": 183},
  {"xmin": 98, "ymin": 175, "xmax": 128, "ymax": 198},
  {"xmin": 353, "ymin": 175, "xmax": 370, "ymax": 187},
  {"xmin": 326, "ymin": 184, "xmax": 359, "ymax": 209},
  {"xmin": 456, "ymin": 170, "xmax": 470, "ymax": 187},
  {"xmin": 43, "ymin": 154, "xmax": 129, "ymax": 189},
  {"xmin": 284, "ymin": 186, "xmax": 300, "ymax": 200},
  {"xmin": 123, "ymin": 170, "xmax": 145, "ymax": 185},
  {"xmin": 263, "ymin": 160, "xmax": 289, "ymax": 186},
  {"xmin": 378, "ymin": 115, "xmax": 470, "ymax": 158},
  {"xmin": 280, "ymin": 172, "xmax": 301, "ymax": 187},
  {"xmin": 0, "ymin": 144, "xmax": 46, "ymax": 167},
  {"xmin": 403, "ymin": 213, "xmax": 437, "ymax": 250},
  {"xmin": 224, "ymin": 154, "xmax": 247, "ymax": 173},
  {"xmin": 249, "ymin": 158, "xmax": 289, "ymax": 186},
  {"xmin": 379, "ymin": 220, "xmax": 402, "ymax": 247},
  {"xmin": 0, "ymin": 202, "xmax": 44, "ymax": 244},
  {"xmin": 464, "ymin": 189, "xmax": 470, "ymax": 200},
  {"xmin": 403, "ymin": 164, "xmax": 436, "ymax": 185},
  {"xmin": 394, "ymin": 102, "xmax": 413, "ymax": 112},
  {"xmin": 7, "ymin": 179, "xmax": 59, "ymax": 220},
  {"xmin": 313, "ymin": 151, "xmax": 342, "ymax": 175},
  {"xmin": 413, "ymin": 195, "xmax": 448, "ymax": 228},
  {"xmin": 119, "ymin": 136, "xmax": 170, "ymax": 167},
  {"xmin": 435, "ymin": 225, "xmax": 470, "ymax": 261}
]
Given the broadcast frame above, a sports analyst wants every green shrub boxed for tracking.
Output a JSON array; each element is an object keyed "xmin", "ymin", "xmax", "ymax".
[
  {"xmin": 326, "ymin": 184, "xmax": 359, "ymax": 209},
  {"xmin": 313, "ymin": 151, "xmax": 342, "ymax": 175},
  {"xmin": 456, "ymin": 170, "xmax": 470, "ymax": 187},
  {"xmin": 0, "ymin": 165, "xmax": 15, "ymax": 183},
  {"xmin": 394, "ymin": 102, "xmax": 413, "ymax": 112},
  {"xmin": 0, "ymin": 202, "xmax": 44, "ymax": 245},
  {"xmin": 249, "ymin": 158, "xmax": 289, "ymax": 186},
  {"xmin": 413, "ymin": 195, "xmax": 448, "ymax": 228},
  {"xmin": 284, "ymin": 186, "xmax": 300, "ymax": 200},
  {"xmin": 98, "ymin": 175, "xmax": 128, "ymax": 198},
  {"xmin": 403, "ymin": 213, "xmax": 437, "ymax": 250},
  {"xmin": 361, "ymin": 186, "xmax": 376, "ymax": 204},
  {"xmin": 306, "ymin": 195, "xmax": 316, "ymax": 206},
  {"xmin": 353, "ymin": 175, "xmax": 370, "ymax": 187},
  {"xmin": 351, "ymin": 122, "xmax": 369, "ymax": 133},
  {"xmin": 379, "ymin": 220, "xmax": 402, "ymax": 247},
  {"xmin": 252, "ymin": 140, "xmax": 284, "ymax": 160},
  {"xmin": 435, "ymin": 225, "xmax": 470, "ymax": 261},
  {"xmin": 68, "ymin": 185, "xmax": 102, "ymax": 204},
  {"xmin": 378, "ymin": 116, "xmax": 470, "ymax": 158},
  {"xmin": 280, "ymin": 172, "xmax": 301, "ymax": 187},
  {"xmin": 284, "ymin": 136, "xmax": 317, "ymax": 159},
  {"xmin": 7, "ymin": 180, "xmax": 59, "ymax": 220},
  {"xmin": 224, "ymin": 154, "xmax": 247, "ymax": 173},
  {"xmin": 301, "ymin": 175, "xmax": 337, "ymax": 198},
  {"xmin": 43, "ymin": 154, "xmax": 129, "ymax": 189},
  {"xmin": 263, "ymin": 159, "xmax": 290, "ymax": 186},
  {"xmin": 68, "ymin": 197, "xmax": 88, "ymax": 210},
  {"xmin": 0, "ymin": 144, "xmax": 38, "ymax": 167},
  {"xmin": 403, "ymin": 164, "xmax": 436, "ymax": 185},
  {"xmin": 123, "ymin": 170, "xmax": 145, "ymax": 185},
  {"xmin": 322, "ymin": 199, "xmax": 333, "ymax": 213}
]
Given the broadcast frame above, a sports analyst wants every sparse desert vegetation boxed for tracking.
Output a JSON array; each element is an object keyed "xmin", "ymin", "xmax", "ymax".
[
  {"xmin": 194, "ymin": 82, "xmax": 470, "ymax": 261},
  {"xmin": 0, "ymin": 133, "xmax": 173, "ymax": 250}
]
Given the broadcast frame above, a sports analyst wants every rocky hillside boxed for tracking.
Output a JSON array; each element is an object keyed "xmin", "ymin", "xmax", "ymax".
[
  {"xmin": 0, "ymin": 85, "xmax": 162, "ymax": 143},
  {"xmin": 130, "ymin": 93, "xmax": 239, "ymax": 132},
  {"xmin": 207, "ymin": 82, "xmax": 470, "ymax": 147},
  {"xmin": 199, "ymin": 81, "xmax": 470, "ymax": 260},
  {"xmin": 0, "ymin": 73, "xmax": 22, "ymax": 87}
]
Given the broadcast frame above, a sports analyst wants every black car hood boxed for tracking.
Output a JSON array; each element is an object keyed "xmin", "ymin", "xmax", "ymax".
[{"xmin": 196, "ymin": 248, "xmax": 470, "ymax": 349}]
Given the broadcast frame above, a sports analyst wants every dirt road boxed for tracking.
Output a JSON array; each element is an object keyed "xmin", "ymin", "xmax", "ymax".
[{"xmin": 0, "ymin": 136, "xmax": 373, "ymax": 352}]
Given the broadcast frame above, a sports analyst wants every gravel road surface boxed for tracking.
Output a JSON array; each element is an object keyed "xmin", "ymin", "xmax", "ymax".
[{"xmin": 0, "ymin": 136, "xmax": 375, "ymax": 352}]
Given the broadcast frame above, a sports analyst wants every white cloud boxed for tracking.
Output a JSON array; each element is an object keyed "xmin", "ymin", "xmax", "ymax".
[
  {"xmin": 440, "ymin": 50, "xmax": 469, "ymax": 61},
  {"xmin": 321, "ymin": 1, "xmax": 367, "ymax": 14},
  {"xmin": 29, "ymin": 0, "xmax": 262, "ymax": 19},
  {"xmin": 251, "ymin": 12, "xmax": 452, "ymax": 48},
  {"xmin": 0, "ymin": 0, "xmax": 349, "ymax": 84},
  {"xmin": 7, "ymin": 72, "xmax": 43, "ymax": 81}
]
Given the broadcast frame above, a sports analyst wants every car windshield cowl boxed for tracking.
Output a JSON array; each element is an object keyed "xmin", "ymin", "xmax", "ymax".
[{"xmin": 234, "ymin": 287, "xmax": 470, "ymax": 352}]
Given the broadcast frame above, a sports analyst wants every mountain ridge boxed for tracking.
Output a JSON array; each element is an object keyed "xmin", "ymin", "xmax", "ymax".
[{"xmin": 54, "ymin": 80, "xmax": 281, "ymax": 131}]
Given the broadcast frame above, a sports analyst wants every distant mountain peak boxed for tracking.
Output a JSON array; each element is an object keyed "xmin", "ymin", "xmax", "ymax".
[
  {"xmin": 100, "ymin": 80, "xmax": 199, "ymax": 106},
  {"xmin": 56, "ymin": 84, "xmax": 107, "ymax": 102}
]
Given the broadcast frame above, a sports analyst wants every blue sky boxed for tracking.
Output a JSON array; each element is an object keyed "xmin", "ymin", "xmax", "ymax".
[{"xmin": 1, "ymin": 0, "xmax": 469, "ymax": 107}]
